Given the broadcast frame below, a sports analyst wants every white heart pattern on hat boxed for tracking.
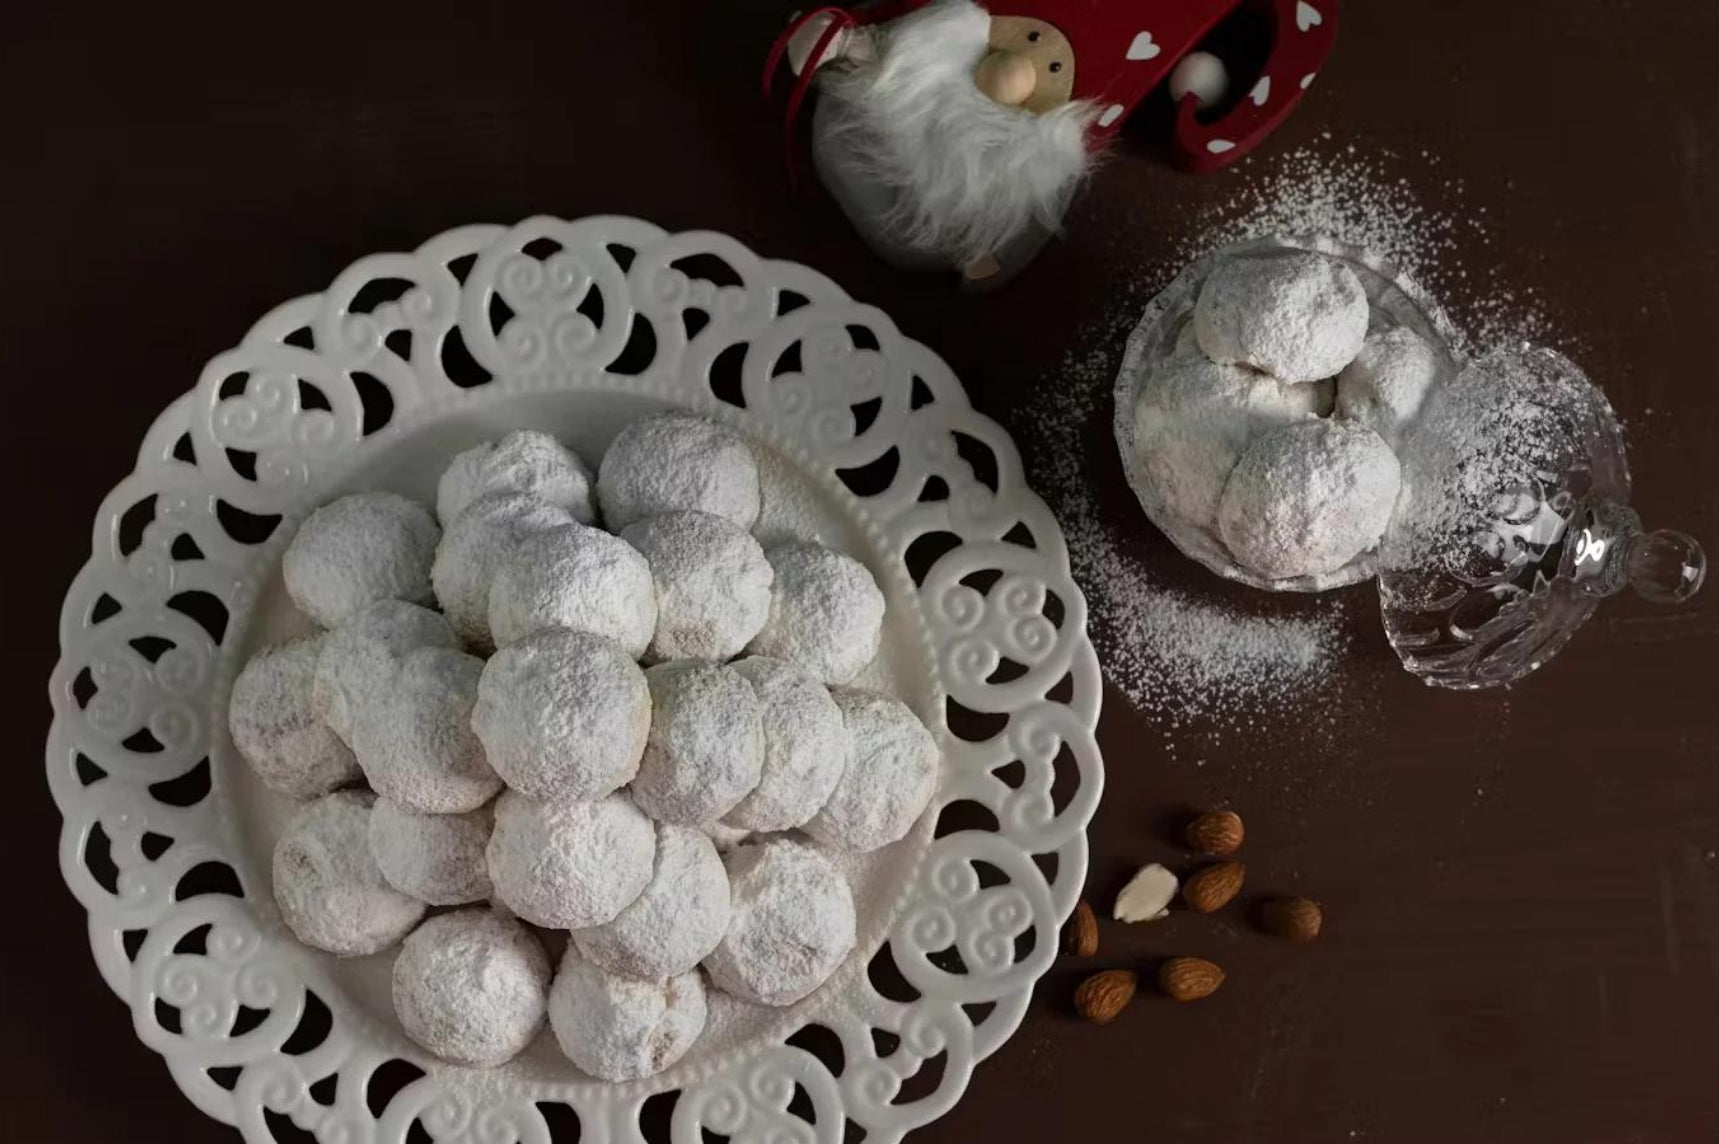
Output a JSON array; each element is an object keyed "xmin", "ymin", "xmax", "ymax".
[
  {"xmin": 1296, "ymin": 2, "xmax": 1323, "ymax": 31},
  {"xmin": 1250, "ymin": 77, "xmax": 1271, "ymax": 106},
  {"xmin": 1098, "ymin": 103, "xmax": 1126, "ymax": 128},
  {"xmin": 1207, "ymin": 139, "xmax": 1236, "ymax": 154},
  {"xmin": 1125, "ymin": 31, "xmax": 1161, "ymax": 60}
]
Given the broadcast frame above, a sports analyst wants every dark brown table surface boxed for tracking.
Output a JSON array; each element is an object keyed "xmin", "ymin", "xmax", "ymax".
[{"xmin": 7, "ymin": 1, "xmax": 1717, "ymax": 1141}]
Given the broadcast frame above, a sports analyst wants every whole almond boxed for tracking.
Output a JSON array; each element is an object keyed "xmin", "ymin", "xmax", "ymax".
[
  {"xmin": 1183, "ymin": 810, "xmax": 1244, "ymax": 856},
  {"xmin": 1259, "ymin": 896, "xmax": 1323, "ymax": 942},
  {"xmin": 1182, "ymin": 861, "xmax": 1245, "ymax": 913},
  {"xmin": 1065, "ymin": 899, "xmax": 1099, "ymax": 957},
  {"xmin": 1074, "ymin": 969, "xmax": 1138, "ymax": 1024},
  {"xmin": 1158, "ymin": 957, "xmax": 1224, "ymax": 1002}
]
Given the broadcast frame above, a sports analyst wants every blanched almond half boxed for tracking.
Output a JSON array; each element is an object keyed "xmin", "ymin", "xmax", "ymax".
[{"xmin": 1112, "ymin": 863, "xmax": 1179, "ymax": 923}]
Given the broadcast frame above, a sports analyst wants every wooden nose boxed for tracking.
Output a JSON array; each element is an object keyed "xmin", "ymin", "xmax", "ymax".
[{"xmin": 974, "ymin": 50, "xmax": 1036, "ymax": 106}]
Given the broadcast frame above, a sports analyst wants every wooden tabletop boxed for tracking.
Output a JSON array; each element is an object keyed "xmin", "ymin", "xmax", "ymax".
[{"xmin": 8, "ymin": 1, "xmax": 1717, "ymax": 1140}]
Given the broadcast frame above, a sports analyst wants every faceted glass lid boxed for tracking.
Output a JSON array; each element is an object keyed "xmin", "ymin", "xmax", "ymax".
[{"xmin": 1377, "ymin": 346, "xmax": 1705, "ymax": 689}]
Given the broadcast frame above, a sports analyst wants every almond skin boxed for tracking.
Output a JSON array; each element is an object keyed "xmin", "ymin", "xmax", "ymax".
[
  {"xmin": 1065, "ymin": 899, "xmax": 1099, "ymax": 957},
  {"xmin": 1074, "ymin": 969, "xmax": 1138, "ymax": 1024},
  {"xmin": 1158, "ymin": 957, "xmax": 1225, "ymax": 1002},
  {"xmin": 1259, "ymin": 896, "xmax": 1323, "ymax": 942},
  {"xmin": 1183, "ymin": 810, "xmax": 1244, "ymax": 856},
  {"xmin": 1182, "ymin": 861, "xmax": 1245, "ymax": 913}
]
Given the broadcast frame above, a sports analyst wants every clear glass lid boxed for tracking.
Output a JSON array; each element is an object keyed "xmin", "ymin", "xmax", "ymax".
[{"xmin": 1378, "ymin": 346, "xmax": 1705, "ymax": 689}]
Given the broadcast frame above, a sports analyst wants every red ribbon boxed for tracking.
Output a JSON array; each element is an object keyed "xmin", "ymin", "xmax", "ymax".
[{"xmin": 762, "ymin": 7, "xmax": 858, "ymax": 186}]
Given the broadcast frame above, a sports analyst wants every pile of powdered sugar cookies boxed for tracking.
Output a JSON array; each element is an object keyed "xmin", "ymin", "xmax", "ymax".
[
  {"xmin": 1129, "ymin": 246, "xmax": 1448, "ymax": 582},
  {"xmin": 228, "ymin": 413, "xmax": 940, "ymax": 1078}
]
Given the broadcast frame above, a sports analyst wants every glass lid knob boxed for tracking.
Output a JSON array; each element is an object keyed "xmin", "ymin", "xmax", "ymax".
[{"xmin": 1626, "ymin": 528, "xmax": 1706, "ymax": 604}]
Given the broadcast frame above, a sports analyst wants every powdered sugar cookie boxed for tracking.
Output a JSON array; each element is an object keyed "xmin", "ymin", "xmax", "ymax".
[
  {"xmin": 471, "ymin": 629, "xmax": 650, "ymax": 801},
  {"xmin": 392, "ymin": 908, "xmax": 550, "ymax": 1067},
  {"xmin": 272, "ymin": 790, "xmax": 424, "ymax": 956},
  {"xmin": 1193, "ymin": 251, "xmax": 1369, "ymax": 384},
  {"xmin": 746, "ymin": 541, "xmax": 886, "ymax": 685},
  {"xmin": 722, "ymin": 656, "xmax": 845, "ymax": 833},
  {"xmin": 282, "ymin": 492, "xmax": 439, "ymax": 627},
  {"xmin": 436, "ymin": 430, "xmax": 596, "ymax": 526},
  {"xmin": 349, "ymin": 646, "xmax": 501, "ymax": 814},
  {"xmin": 486, "ymin": 790, "xmax": 656, "ymax": 929},
  {"xmin": 311, "ymin": 600, "xmax": 458, "ymax": 743},
  {"xmin": 368, "ymin": 798, "xmax": 493, "ymax": 906},
  {"xmin": 549, "ymin": 949, "xmax": 706, "ymax": 1082},
  {"xmin": 596, "ymin": 412, "xmax": 760, "ymax": 532},
  {"xmin": 704, "ymin": 838, "xmax": 856, "ymax": 1007},
  {"xmin": 230, "ymin": 635, "xmax": 360, "ymax": 799},
  {"xmin": 803, "ymin": 690, "xmax": 938, "ymax": 852},
  {"xmin": 431, "ymin": 493, "xmax": 573, "ymax": 652},
  {"xmin": 620, "ymin": 511, "xmax": 773, "ymax": 663},
  {"xmin": 1217, "ymin": 419, "xmax": 1401, "ymax": 580},
  {"xmin": 1337, "ymin": 325, "xmax": 1443, "ymax": 448},
  {"xmin": 573, "ymin": 824, "xmax": 729, "ymax": 980},
  {"xmin": 487, "ymin": 522, "xmax": 657, "ymax": 657},
  {"xmin": 631, "ymin": 661, "xmax": 764, "ymax": 826}
]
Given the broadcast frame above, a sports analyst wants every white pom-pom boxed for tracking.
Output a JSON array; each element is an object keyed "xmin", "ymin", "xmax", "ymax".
[{"xmin": 1168, "ymin": 51, "xmax": 1230, "ymax": 111}]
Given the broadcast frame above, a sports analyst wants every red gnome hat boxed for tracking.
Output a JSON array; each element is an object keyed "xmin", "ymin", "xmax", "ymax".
[
  {"xmin": 998, "ymin": 0, "xmax": 1340, "ymax": 170},
  {"xmin": 767, "ymin": 0, "xmax": 1339, "ymax": 173}
]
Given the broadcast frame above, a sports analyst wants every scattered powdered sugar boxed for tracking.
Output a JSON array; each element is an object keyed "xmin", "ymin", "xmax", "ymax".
[
  {"xmin": 1091, "ymin": 564, "xmax": 1352, "ymax": 733},
  {"xmin": 549, "ymin": 948, "xmax": 707, "ymax": 1082},
  {"xmin": 1193, "ymin": 250, "xmax": 1369, "ymax": 383},
  {"xmin": 1218, "ymin": 420, "xmax": 1400, "ymax": 580},
  {"xmin": 391, "ymin": 908, "xmax": 550, "ymax": 1067},
  {"xmin": 1167, "ymin": 141, "xmax": 1558, "ymax": 355},
  {"xmin": 573, "ymin": 823, "xmax": 731, "ymax": 981},
  {"xmin": 1387, "ymin": 346, "xmax": 1599, "ymax": 574}
]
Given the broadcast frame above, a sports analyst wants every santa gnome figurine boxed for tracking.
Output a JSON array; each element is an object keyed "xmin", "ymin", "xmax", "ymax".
[{"xmin": 765, "ymin": 0, "xmax": 1339, "ymax": 284}]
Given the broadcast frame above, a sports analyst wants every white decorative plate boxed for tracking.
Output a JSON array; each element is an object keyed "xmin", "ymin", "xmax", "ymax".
[
  {"xmin": 47, "ymin": 217, "xmax": 1103, "ymax": 1144},
  {"xmin": 1113, "ymin": 233, "xmax": 1464, "ymax": 593}
]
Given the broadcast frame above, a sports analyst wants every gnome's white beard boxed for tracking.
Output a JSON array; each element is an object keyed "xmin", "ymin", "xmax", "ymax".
[{"xmin": 819, "ymin": 0, "xmax": 1096, "ymax": 264}]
